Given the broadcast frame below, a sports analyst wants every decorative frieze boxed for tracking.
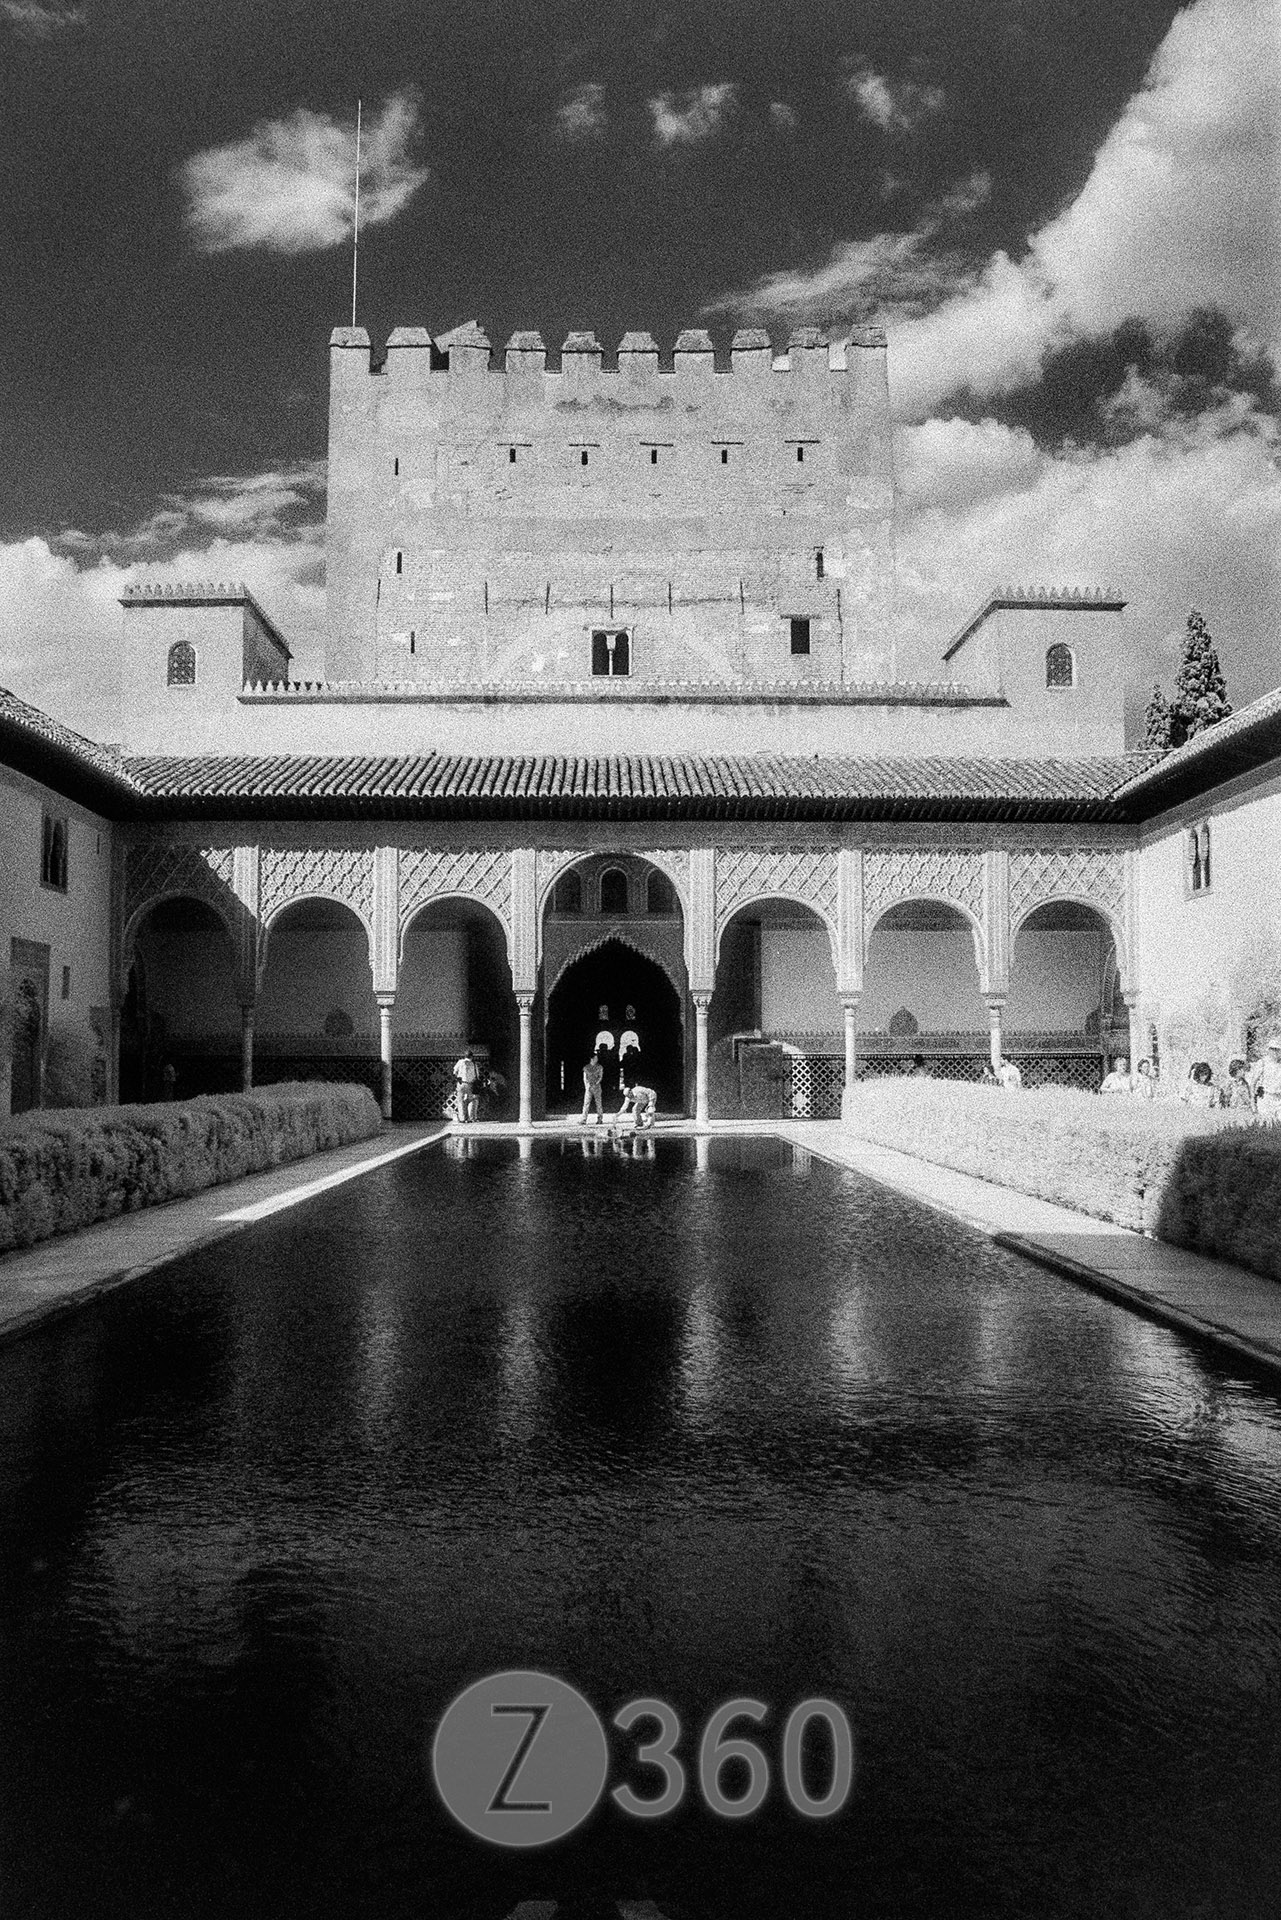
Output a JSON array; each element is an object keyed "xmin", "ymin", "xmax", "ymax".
[
  {"xmin": 714, "ymin": 846, "xmax": 840, "ymax": 935},
  {"xmin": 258, "ymin": 846, "xmax": 376, "ymax": 930},
  {"xmin": 862, "ymin": 848, "xmax": 986, "ymax": 936},
  {"xmin": 398, "ymin": 848, "xmax": 513, "ymax": 935},
  {"xmin": 1008, "ymin": 847, "xmax": 1127, "ymax": 931},
  {"xmin": 123, "ymin": 843, "xmax": 237, "ymax": 937}
]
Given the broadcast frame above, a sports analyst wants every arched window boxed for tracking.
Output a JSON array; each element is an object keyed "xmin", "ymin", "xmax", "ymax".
[
  {"xmin": 599, "ymin": 868, "xmax": 629, "ymax": 914},
  {"xmin": 888, "ymin": 1007, "xmax": 920, "ymax": 1036},
  {"xmin": 167, "ymin": 640, "xmax": 197, "ymax": 686},
  {"xmin": 553, "ymin": 871, "xmax": 582, "ymax": 914},
  {"xmin": 1188, "ymin": 823, "xmax": 1211, "ymax": 893},
  {"xmin": 646, "ymin": 871, "xmax": 675, "ymax": 915},
  {"xmin": 1046, "ymin": 643, "xmax": 1074, "ymax": 689}
]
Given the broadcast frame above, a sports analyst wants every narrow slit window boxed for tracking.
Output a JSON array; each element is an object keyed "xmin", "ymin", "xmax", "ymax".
[
  {"xmin": 816, "ymin": 548, "xmax": 825, "ymax": 580},
  {"xmin": 650, "ymin": 447, "xmax": 658, "ymax": 464},
  {"xmin": 790, "ymin": 617, "xmax": 811, "ymax": 656},
  {"xmin": 409, "ymin": 630, "xmax": 416, "ymax": 655},
  {"xmin": 580, "ymin": 450, "xmax": 589, "ymax": 466},
  {"xmin": 41, "ymin": 812, "xmax": 68, "ymax": 890},
  {"xmin": 509, "ymin": 446, "xmax": 517, "ymax": 463},
  {"xmin": 721, "ymin": 447, "xmax": 729, "ymax": 464},
  {"xmin": 395, "ymin": 551, "xmax": 403, "ymax": 576},
  {"xmin": 394, "ymin": 457, "xmax": 399, "ymax": 476},
  {"xmin": 796, "ymin": 445, "xmax": 804, "ymax": 463}
]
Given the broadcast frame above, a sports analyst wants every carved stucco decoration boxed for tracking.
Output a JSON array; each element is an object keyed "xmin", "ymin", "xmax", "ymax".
[
  {"xmin": 398, "ymin": 848, "xmax": 513, "ymax": 940},
  {"xmin": 637, "ymin": 848, "xmax": 691, "ymax": 909},
  {"xmin": 123, "ymin": 843, "xmax": 238, "ymax": 948},
  {"xmin": 714, "ymin": 846, "xmax": 840, "ymax": 967},
  {"xmin": 862, "ymin": 849, "xmax": 987, "ymax": 944},
  {"xmin": 259, "ymin": 846, "xmax": 376, "ymax": 931},
  {"xmin": 535, "ymin": 849, "xmax": 588, "ymax": 911},
  {"xmin": 1008, "ymin": 847, "xmax": 1127, "ymax": 938}
]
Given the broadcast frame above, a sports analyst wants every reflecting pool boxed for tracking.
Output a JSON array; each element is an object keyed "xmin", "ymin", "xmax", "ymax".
[{"xmin": 2, "ymin": 1135, "xmax": 1280, "ymax": 1918}]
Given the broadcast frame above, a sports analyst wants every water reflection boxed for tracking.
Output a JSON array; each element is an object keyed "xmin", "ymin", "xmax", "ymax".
[{"xmin": 2, "ymin": 1136, "xmax": 1280, "ymax": 1920}]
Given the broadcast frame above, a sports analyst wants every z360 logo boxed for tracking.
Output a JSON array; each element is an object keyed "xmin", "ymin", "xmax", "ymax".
[{"xmin": 430, "ymin": 1670, "xmax": 855, "ymax": 1847}]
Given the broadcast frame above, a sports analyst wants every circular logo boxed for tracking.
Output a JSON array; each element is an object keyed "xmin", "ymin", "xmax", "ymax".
[{"xmin": 430, "ymin": 1669, "xmax": 610, "ymax": 1848}]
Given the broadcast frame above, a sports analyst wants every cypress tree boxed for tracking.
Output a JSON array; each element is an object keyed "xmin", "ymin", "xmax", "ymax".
[
  {"xmin": 1169, "ymin": 609, "xmax": 1232, "ymax": 747},
  {"xmin": 1142, "ymin": 682, "xmax": 1174, "ymax": 750}
]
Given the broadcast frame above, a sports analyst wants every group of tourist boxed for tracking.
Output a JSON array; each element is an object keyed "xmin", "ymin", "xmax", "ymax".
[
  {"xmin": 1096, "ymin": 1035, "xmax": 1281, "ymax": 1118},
  {"xmin": 448, "ymin": 1048, "xmax": 503, "ymax": 1123},
  {"xmin": 582, "ymin": 1003, "xmax": 657, "ymax": 1132}
]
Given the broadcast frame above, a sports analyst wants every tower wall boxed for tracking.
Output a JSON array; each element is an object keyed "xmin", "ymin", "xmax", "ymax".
[{"xmin": 324, "ymin": 324, "xmax": 896, "ymax": 687}]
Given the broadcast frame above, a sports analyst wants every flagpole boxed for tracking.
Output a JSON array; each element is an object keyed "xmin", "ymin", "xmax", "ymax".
[{"xmin": 350, "ymin": 98, "xmax": 362, "ymax": 328}]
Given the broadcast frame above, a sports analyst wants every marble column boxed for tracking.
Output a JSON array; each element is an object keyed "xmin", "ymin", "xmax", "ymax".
[
  {"xmin": 985, "ymin": 997, "xmax": 1005, "ymax": 1072},
  {"xmin": 693, "ymin": 991, "xmax": 712, "ymax": 1126},
  {"xmin": 841, "ymin": 994, "xmax": 860, "ymax": 1093},
  {"xmin": 517, "ymin": 993, "xmax": 535, "ymax": 1127},
  {"xmin": 1124, "ymin": 993, "xmax": 1143, "ymax": 1073},
  {"xmin": 377, "ymin": 993, "xmax": 395, "ymax": 1119},
  {"xmin": 239, "ymin": 1002, "xmax": 255, "ymax": 1092}
]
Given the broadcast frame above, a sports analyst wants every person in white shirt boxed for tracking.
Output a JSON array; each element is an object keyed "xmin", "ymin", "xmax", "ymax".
[
  {"xmin": 1100, "ymin": 1056, "xmax": 1132, "ymax": 1095},
  {"xmin": 452, "ymin": 1047, "xmax": 480, "ymax": 1123},
  {"xmin": 996, "ymin": 1058, "xmax": 1022, "ymax": 1090},
  {"xmin": 1257, "ymin": 1036, "xmax": 1281, "ymax": 1123},
  {"xmin": 1180, "ymin": 1061, "xmax": 1220, "ymax": 1109}
]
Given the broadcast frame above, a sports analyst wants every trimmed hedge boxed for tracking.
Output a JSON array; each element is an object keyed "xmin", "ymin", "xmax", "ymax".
[
  {"xmin": 0, "ymin": 1082, "xmax": 381, "ymax": 1254},
  {"xmin": 842, "ymin": 1080, "xmax": 1281, "ymax": 1281}
]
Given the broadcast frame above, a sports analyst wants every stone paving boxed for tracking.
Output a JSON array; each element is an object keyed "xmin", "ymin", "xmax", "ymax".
[{"xmin": 2, "ymin": 1115, "xmax": 1279, "ymax": 1384}]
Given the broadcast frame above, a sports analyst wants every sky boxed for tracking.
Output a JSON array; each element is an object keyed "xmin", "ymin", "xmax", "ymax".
[{"xmin": 0, "ymin": 0, "xmax": 1277, "ymax": 742}]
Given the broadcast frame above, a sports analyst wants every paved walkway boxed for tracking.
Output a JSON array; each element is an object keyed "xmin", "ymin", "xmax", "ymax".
[
  {"xmin": 784, "ymin": 1121, "xmax": 1281, "ymax": 1382},
  {"xmin": 0, "ymin": 1124, "xmax": 445, "ymax": 1343},
  {"xmin": 3, "ymin": 1114, "xmax": 1279, "ymax": 1381}
]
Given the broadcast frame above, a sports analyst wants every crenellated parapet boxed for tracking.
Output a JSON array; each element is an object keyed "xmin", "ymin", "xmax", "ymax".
[{"xmin": 329, "ymin": 321, "xmax": 887, "ymax": 375}]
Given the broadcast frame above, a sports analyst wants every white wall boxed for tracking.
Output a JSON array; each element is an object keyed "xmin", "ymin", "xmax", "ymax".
[
  {"xmin": 1007, "ymin": 931, "xmax": 1108, "ymax": 1030},
  {"xmin": 761, "ymin": 928, "xmax": 841, "ymax": 1032},
  {"xmin": 862, "ymin": 931, "xmax": 987, "ymax": 1031},
  {"xmin": 257, "ymin": 930, "xmax": 378, "ymax": 1036},
  {"xmin": 0, "ymin": 765, "xmax": 114, "ymax": 1114},
  {"xmin": 1137, "ymin": 765, "xmax": 1281, "ymax": 1073},
  {"xmin": 393, "ymin": 927, "xmax": 466, "ymax": 1035}
]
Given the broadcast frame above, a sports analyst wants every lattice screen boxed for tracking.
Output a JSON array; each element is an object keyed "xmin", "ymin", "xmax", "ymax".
[
  {"xmin": 786, "ymin": 1054, "xmax": 845, "ymax": 1119},
  {"xmin": 393, "ymin": 1056, "xmax": 460, "ymax": 1121}
]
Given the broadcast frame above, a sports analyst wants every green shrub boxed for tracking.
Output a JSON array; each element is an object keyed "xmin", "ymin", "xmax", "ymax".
[
  {"xmin": 843, "ymin": 1079, "xmax": 1281, "ymax": 1280},
  {"xmin": 0, "ymin": 1082, "xmax": 381, "ymax": 1254},
  {"xmin": 42, "ymin": 1019, "xmax": 101, "ymax": 1109}
]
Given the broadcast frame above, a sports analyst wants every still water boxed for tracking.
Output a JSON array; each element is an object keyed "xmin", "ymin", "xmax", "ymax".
[{"xmin": 2, "ymin": 1135, "xmax": 1281, "ymax": 1918}]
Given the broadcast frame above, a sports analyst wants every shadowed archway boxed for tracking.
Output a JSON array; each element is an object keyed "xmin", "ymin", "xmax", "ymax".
[{"xmin": 545, "ymin": 939, "xmax": 684, "ymax": 1114}]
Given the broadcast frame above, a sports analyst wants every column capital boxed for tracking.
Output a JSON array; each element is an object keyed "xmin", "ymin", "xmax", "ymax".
[
  {"xmin": 375, "ymin": 989, "xmax": 397, "ymax": 1012},
  {"xmin": 839, "ymin": 990, "xmax": 862, "ymax": 1010},
  {"xmin": 516, "ymin": 991, "xmax": 536, "ymax": 1016},
  {"xmin": 984, "ymin": 994, "xmax": 1007, "ymax": 1013},
  {"xmin": 692, "ymin": 990, "xmax": 713, "ymax": 1014}
]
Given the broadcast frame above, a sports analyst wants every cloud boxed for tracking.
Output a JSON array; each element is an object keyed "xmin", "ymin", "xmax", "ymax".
[
  {"xmin": 769, "ymin": 102, "xmax": 797, "ymax": 132},
  {"xmin": 556, "ymin": 80, "xmax": 606, "ymax": 141},
  {"xmin": 648, "ymin": 82, "xmax": 736, "ymax": 149},
  {"xmin": 704, "ymin": 171, "xmax": 990, "ymax": 325},
  {"xmin": 895, "ymin": 400, "xmax": 1281, "ymax": 724},
  {"xmin": 180, "ymin": 91, "xmax": 429, "ymax": 255},
  {"xmin": 0, "ymin": 465, "xmax": 329, "ymax": 735},
  {"xmin": 1, "ymin": 0, "xmax": 84, "ymax": 37},
  {"xmin": 709, "ymin": 0, "xmax": 1278, "ymax": 421},
  {"xmin": 845, "ymin": 62, "xmax": 944, "ymax": 134}
]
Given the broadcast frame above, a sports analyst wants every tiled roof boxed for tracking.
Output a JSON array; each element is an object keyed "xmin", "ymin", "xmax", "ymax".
[
  {"xmin": 123, "ymin": 751, "xmax": 1162, "ymax": 821},
  {"xmin": 1111, "ymin": 686, "xmax": 1281, "ymax": 809},
  {"xmin": 0, "ymin": 686, "xmax": 134, "ymax": 807}
]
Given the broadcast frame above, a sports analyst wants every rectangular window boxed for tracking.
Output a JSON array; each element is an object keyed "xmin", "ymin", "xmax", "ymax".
[
  {"xmin": 591, "ymin": 630, "xmax": 631, "ymax": 677},
  {"xmin": 40, "ymin": 812, "xmax": 68, "ymax": 891},
  {"xmin": 1187, "ymin": 823, "xmax": 1212, "ymax": 894},
  {"xmin": 721, "ymin": 448, "xmax": 729, "ymax": 464},
  {"xmin": 393, "ymin": 457, "xmax": 399, "ymax": 476},
  {"xmin": 509, "ymin": 446, "xmax": 517, "ymax": 463},
  {"xmin": 651, "ymin": 447, "xmax": 658, "ymax": 464},
  {"xmin": 789, "ymin": 617, "xmax": 811, "ymax": 656},
  {"xmin": 797, "ymin": 445, "xmax": 805, "ymax": 463},
  {"xmin": 395, "ymin": 551, "xmax": 403, "ymax": 575},
  {"xmin": 815, "ymin": 548, "xmax": 824, "ymax": 580}
]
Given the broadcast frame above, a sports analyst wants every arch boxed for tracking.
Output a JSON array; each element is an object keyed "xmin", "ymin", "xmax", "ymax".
[
  {"xmin": 1045, "ymin": 642, "xmax": 1075, "ymax": 689},
  {"xmin": 122, "ymin": 888, "xmax": 240, "ymax": 980},
  {"xmin": 262, "ymin": 889, "xmax": 374, "ymax": 955},
  {"xmin": 121, "ymin": 893, "xmax": 241, "ymax": 1101},
  {"xmin": 715, "ymin": 893, "xmax": 839, "ymax": 972},
  {"xmin": 599, "ymin": 866, "xmax": 629, "ymax": 914},
  {"xmin": 553, "ymin": 870, "xmax": 582, "ymax": 914},
  {"xmin": 864, "ymin": 894, "xmax": 985, "ymax": 980},
  {"xmin": 1008, "ymin": 899, "xmax": 1127, "ymax": 1059},
  {"xmin": 167, "ymin": 640, "xmax": 197, "ymax": 686},
  {"xmin": 545, "ymin": 935, "xmax": 684, "ymax": 1112},
  {"xmin": 546, "ymin": 926, "xmax": 684, "ymax": 1004},
  {"xmin": 1011, "ymin": 894, "xmax": 1128, "ymax": 987},
  {"xmin": 397, "ymin": 891, "xmax": 511, "ymax": 972}
]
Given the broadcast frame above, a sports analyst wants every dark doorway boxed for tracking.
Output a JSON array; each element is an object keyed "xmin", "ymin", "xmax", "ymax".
[{"xmin": 545, "ymin": 939, "xmax": 684, "ymax": 1114}]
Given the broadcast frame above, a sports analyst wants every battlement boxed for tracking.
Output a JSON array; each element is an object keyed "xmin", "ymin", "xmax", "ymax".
[
  {"xmin": 945, "ymin": 586, "xmax": 1127, "ymax": 662},
  {"xmin": 330, "ymin": 321, "xmax": 887, "ymax": 375}
]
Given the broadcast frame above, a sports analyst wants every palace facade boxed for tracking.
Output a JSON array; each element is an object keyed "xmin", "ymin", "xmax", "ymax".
[{"xmin": 3, "ymin": 324, "xmax": 1279, "ymax": 1123}]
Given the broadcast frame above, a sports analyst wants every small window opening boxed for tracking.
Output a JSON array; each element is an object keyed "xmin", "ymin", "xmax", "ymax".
[
  {"xmin": 509, "ymin": 446, "xmax": 517, "ymax": 463},
  {"xmin": 1046, "ymin": 642, "xmax": 1074, "ymax": 688},
  {"xmin": 395, "ymin": 551, "xmax": 403, "ymax": 576},
  {"xmin": 721, "ymin": 447, "xmax": 729, "ymax": 464},
  {"xmin": 789, "ymin": 617, "xmax": 811, "ymax": 656},
  {"xmin": 650, "ymin": 447, "xmax": 658, "ymax": 465},
  {"xmin": 409, "ymin": 630, "xmax": 416, "ymax": 655},
  {"xmin": 1189, "ymin": 824, "xmax": 1212, "ymax": 893},
  {"xmin": 167, "ymin": 640, "xmax": 196, "ymax": 686},
  {"xmin": 394, "ymin": 457, "xmax": 399, "ymax": 476},
  {"xmin": 591, "ymin": 629, "xmax": 631, "ymax": 676},
  {"xmin": 580, "ymin": 450, "xmax": 589, "ymax": 467},
  {"xmin": 600, "ymin": 868, "xmax": 629, "ymax": 914},
  {"xmin": 41, "ymin": 812, "xmax": 68, "ymax": 890},
  {"xmin": 796, "ymin": 445, "xmax": 805, "ymax": 463},
  {"xmin": 816, "ymin": 548, "xmax": 825, "ymax": 580}
]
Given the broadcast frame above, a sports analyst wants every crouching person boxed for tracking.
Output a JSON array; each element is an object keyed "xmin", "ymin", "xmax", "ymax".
[{"xmin": 629, "ymin": 1083, "xmax": 658, "ymax": 1131}]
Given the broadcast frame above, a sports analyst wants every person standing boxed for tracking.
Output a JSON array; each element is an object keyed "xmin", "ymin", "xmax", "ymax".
[
  {"xmin": 1225, "ymin": 1057, "xmax": 1255, "ymax": 1114},
  {"xmin": 580, "ymin": 1053, "xmax": 605, "ymax": 1124},
  {"xmin": 996, "ymin": 1057, "xmax": 1022, "ymax": 1091},
  {"xmin": 452, "ymin": 1046, "xmax": 480, "ymax": 1123},
  {"xmin": 592, "ymin": 1004, "xmax": 615, "ymax": 1092},
  {"xmin": 1100, "ymin": 1056, "xmax": 1132, "ymax": 1095},
  {"xmin": 1133, "ymin": 1058, "xmax": 1156, "ymax": 1100},
  {"xmin": 617, "ymin": 1005, "xmax": 642, "ymax": 1116},
  {"xmin": 1257, "ymin": 1036, "xmax": 1281, "ymax": 1123}
]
